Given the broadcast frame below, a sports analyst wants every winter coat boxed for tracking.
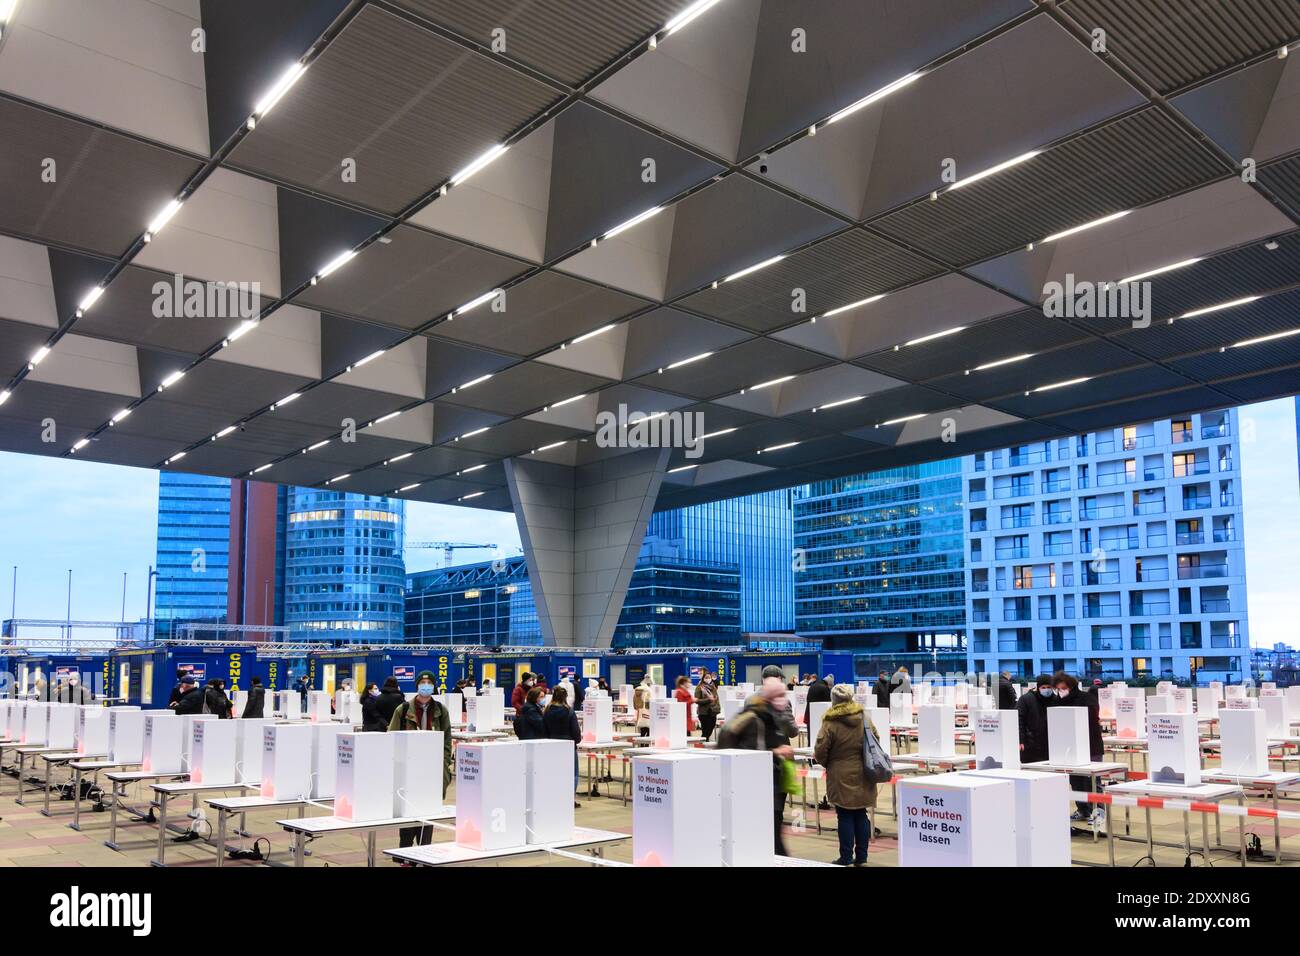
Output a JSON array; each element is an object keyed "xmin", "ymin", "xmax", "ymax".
[
  {"xmin": 1056, "ymin": 688, "xmax": 1104, "ymax": 761},
  {"xmin": 997, "ymin": 675, "xmax": 1018, "ymax": 710},
  {"xmin": 1016, "ymin": 689, "xmax": 1053, "ymax": 763},
  {"xmin": 515, "ymin": 701, "xmax": 546, "ymax": 740},
  {"xmin": 813, "ymin": 701, "xmax": 878, "ymax": 810},
  {"xmin": 674, "ymin": 686, "xmax": 696, "ymax": 733},
  {"xmin": 716, "ymin": 696, "xmax": 791, "ymax": 788},
  {"xmin": 633, "ymin": 686, "xmax": 652, "ymax": 729},
  {"xmin": 805, "ymin": 678, "xmax": 831, "ymax": 725},
  {"xmin": 173, "ymin": 686, "xmax": 204, "ymax": 715},
  {"xmin": 542, "ymin": 703, "xmax": 582, "ymax": 745},
  {"xmin": 241, "ymin": 687, "xmax": 265, "ymax": 719},
  {"xmin": 872, "ymin": 678, "xmax": 891, "ymax": 709},
  {"xmin": 203, "ymin": 686, "xmax": 232, "ymax": 718},
  {"xmin": 361, "ymin": 692, "xmax": 386, "ymax": 732},
  {"xmin": 694, "ymin": 680, "xmax": 720, "ymax": 718},
  {"xmin": 511, "ymin": 683, "xmax": 530, "ymax": 712},
  {"xmin": 387, "ymin": 696, "xmax": 453, "ymax": 790}
]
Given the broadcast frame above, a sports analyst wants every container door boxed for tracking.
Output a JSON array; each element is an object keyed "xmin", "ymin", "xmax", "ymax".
[
  {"xmin": 142, "ymin": 661, "xmax": 154, "ymax": 704},
  {"xmin": 323, "ymin": 664, "xmax": 336, "ymax": 697},
  {"xmin": 745, "ymin": 664, "xmax": 761, "ymax": 685},
  {"xmin": 119, "ymin": 663, "xmax": 130, "ymax": 703},
  {"xmin": 609, "ymin": 663, "xmax": 626, "ymax": 688}
]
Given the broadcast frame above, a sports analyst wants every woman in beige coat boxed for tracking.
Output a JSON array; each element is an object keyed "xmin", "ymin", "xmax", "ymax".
[{"xmin": 813, "ymin": 683, "xmax": 879, "ymax": 866}]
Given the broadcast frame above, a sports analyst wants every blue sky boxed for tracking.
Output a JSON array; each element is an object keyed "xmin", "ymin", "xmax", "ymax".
[{"xmin": 1, "ymin": 398, "xmax": 1295, "ymax": 646}]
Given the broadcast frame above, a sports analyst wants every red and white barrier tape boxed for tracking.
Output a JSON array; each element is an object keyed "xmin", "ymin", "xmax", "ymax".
[{"xmin": 1071, "ymin": 790, "xmax": 1300, "ymax": 821}]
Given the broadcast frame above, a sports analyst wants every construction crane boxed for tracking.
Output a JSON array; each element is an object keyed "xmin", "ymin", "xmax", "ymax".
[{"xmin": 406, "ymin": 541, "xmax": 500, "ymax": 566}]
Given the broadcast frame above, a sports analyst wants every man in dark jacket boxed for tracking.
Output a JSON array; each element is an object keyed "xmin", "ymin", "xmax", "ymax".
[
  {"xmin": 242, "ymin": 676, "xmax": 265, "ymax": 718},
  {"xmin": 1054, "ymin": 671, "xmax": 1105, "ymax": 825},
  {"xmin": 388, "ymin": 670, "xmax": 452, "ymax": 848},
  {"xmin": 1016, "ymin": 674, "xmax": 1055, "ymax": 763},
  {"xmin": 997, "ymin": 672, "xmax": 1018, "ymax": 709},
  {"xmin": 717, "ymin": 677, "xmax": 794, "ymax": 856},
  {"xmin": 204, "ymin": 679, "xmax": 232, "ymax": 718},
  {"xmin": 167, "ymin": 669, "xmax": 189, "ymax": 707},
  {"xmin": 173, "ymin": 675, "xmax": 204, "ymax": 714},
  {"xmin": 805, "ymin": 674, "xmax": 831, "ymax": 726},
  {"xmin": 872, "ymin": 671, "xmax": 891, "ymax": 709},
  {"xmin": 542, "ymin": 685, "xmax": 583, "ymax": 806},
  {"xmin": 370, "ymin": 677, "xmax": 405, "ymax": 730}
]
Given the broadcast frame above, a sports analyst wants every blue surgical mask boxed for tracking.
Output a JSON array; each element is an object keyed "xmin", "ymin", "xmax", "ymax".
[
  {"xmin": 1039, "ymin": 688, "xmax": 1054, "ymax": 698},
  {"xmin": 418, "ymin": 683, "xmax": 435, "ymax": 696}
]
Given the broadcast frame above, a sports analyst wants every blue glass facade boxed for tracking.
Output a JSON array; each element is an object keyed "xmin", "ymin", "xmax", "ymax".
[
  {"xmin": 284, "ymin": 489, "xmax": 406, "ymax": 642},
  {"xmin": 646, "ymin": 489, "xmax": 795, "ymax": 632},
  {"xmin": 793, "ymin": 461, "xmax": 967, "ymax": 661},
  {"xmin": 154, "ymin": 472, "xmax": 231, "ymax": 632},
  {"xmin": 405, "ymin": 543, "xmax": 741, "ymax": 648}
]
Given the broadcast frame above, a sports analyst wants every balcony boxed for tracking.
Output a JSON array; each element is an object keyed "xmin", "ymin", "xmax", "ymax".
[
  {"xmin": 1218, "ymin": 458, "xmax": 1234, "ymax": 473},
  {"xmin": 971, "ymin": 610, "xmax": 991, "ymax": 623},
  {"xmin": 1147, "ymin": 534, "xmax": 1169, "ymax": 547},
  {"xmin": 1092, "ymin": 639, "xmax": 1124, "ymax": 651},
  {"xmin": 1176, "ymin": 531, "xmax": 1205, "ymax": 545},
  {"xmin": 1099, "ymin": 537, "xmax": 1140, "ymax": 552},
  {"xmin": 1136, "ymin": 568, "xmax": 1170, "ymax": 583},
  {"xmin": 1172, "ymin": 429, "xmax": 1194, "ymax": 444},
  {"xmin": 1001, "ymin": 516, "xmax": 1035, "ymax": 529},
  {"xmin": 1079, "ymin": 505, "xmax": 1125, "ymax": 520},
  {"xmin": 1095, "ymin": 440, "xmax": 1116, "ymax": 454},
  {"xmin": 971, "ymin": 581, "xmax": 989, "ymax": 592},
  {"xmin": 1083, "ymin": 572, "xmax": 1121, "ymax": 586},
  {"xmin": 1123, "ymin": 435, "xmax": 1156, "ymax": 450},
  {"xmin": 1003, "ymin": 609, "xmax": 1033, "ymax": 622},
  {"xmin": 997, "ymin": 641, "xmax": 1033, "ymax": 653},
  {"xmin": 1043, "ymin": 543, "xmax": 1072, "ymax": 556},
  {"xmin": 1202, "ymin": 423, "xmax": 1229, "ymax": 439},
  {"xmin": 1173, "ymin": 461, "xmax": 1211, "ymax": 478},
  {"xmin": 1096, "ymin": 472, "xmax": 1137, "ymax": 487},
  {"xmin": 1129, "ymin": 603, "xmax": 1170, "ymax": 616},
  {"xmin": 968, "ymin": 491, "xmax": 987, "ymax": 502},
  {"xmin": 993, "ymin": 485, "xmax": 1034, "ymax": 500},
  {"xmin": 995, "ymin": 547, "xmax": 1030, "ymax": 560},
  {"xmin": 1178, "ymin": 564, "xmax": 1228, "ymax": 580},
  {"xmin": 1042, "ymin": 480, "xmax": 1071, "ymax": 493},
  {"xmin": 1201, "ymin": 599, "xmax": 1231, "ymax": 613},
  {"xmin": 1076, "ymin": 477, "xmax": 1092, "ymax": 489},
  {"xmin": 1133, "ymin": 501, "xmax": 1166, "ymax": 515},
  {"xmin": 1210, "ymin": 634, "xmax": 1241, "ymax": 648},
  {"xmin": 1220, "ymin": 494, "xmax": 1236, "ymax": 507},
  {"xmin": 972, "ymin": 641, "xmax": 991, "ymax": 653},
  {"xmin": 1044, "ymin": 511, "xmax": 1073, "ymax": 525},
  {"xmin": 1007, "ymin": 450, "xmax": 1051, "ymax": 466},
  {"xmin": 1082, "ymin": 606, "xmax": 1122, "ymax": 618},
  {"xmin": 1046, "ymin": 639, "xmax": 1076, "ymax": 652},
  {"xmin": 1182, "ymin": 497, "xmax": 1211, "ymax": 511},
  {"xmin": 1212, "ymin": 529, "xmax": 1236, "ymax": 543},
  {"xmin": 974, "ymin": 458, "xmax": 986, "ymax": 472},
  {"xmin": 970, "ymin": 520, "xmax": 988, "ymax": 532}
]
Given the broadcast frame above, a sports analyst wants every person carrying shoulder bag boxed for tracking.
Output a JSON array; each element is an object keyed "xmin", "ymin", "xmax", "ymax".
[{"xmin": 813, "ymin": 683, "xmax": 881, "ymax": 867}]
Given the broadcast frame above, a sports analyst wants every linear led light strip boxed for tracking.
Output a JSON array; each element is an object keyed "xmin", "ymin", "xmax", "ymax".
[
  {"xmin": 141, "ymin": 197, "xmax": 185, "ymax": 245},
  {"xmin": 164, "ymin": 452, "xmax": 186, "ymax": 465},
  {"xmin": 532, "ymin": 440, "xmax": 567, "ymax": 454},
  {"xmin": 1116, "ymin": 257, "xmax": 1201, "ymax": 286},
  {"xmin": 303, "ymin": 440, "xmax": 330, "ymax": 453},
  {"xmin": 223, "ymin": 320, "xmax": 257, "ymax": 347},
  {"xmin": 877, "ymin": 413, "xmax": 925, "ymax": 428},
  {"xmin": 660, "ymin": 351, "xmax": 711, "ymax": 373},
  {"xmin": 742, "ymin": 375, "xmax": 793, "ymax": 394},
  {"xmin": 826, "ymin": 73, "xmax": 921, "ymax": 125},
  {"xmin": 544, "ymin": 393, "xmax": 586, "ymax": 411},
  {"xmin": 246, "ymin": 62, "xmax": 306, "ymax": 130},
  {"xmin": 722, "ymin": 255, "xmax": 784, "ymax": 284},
  {"xmin": 454, "ymin": 289, "xmax": 500, "ymax": 317},
  {"xmin": 457, "ymin": 427, "xmax": 489, "ymax": 441},
  {"xmin": 75, "ymin": 285, "xmax": 105, "ymax": 318},
  {"xmin": 966, "ymin": 353, "xmax": 1032, "ymax": 375},
  {"xmin": 157, "ymin": 369, "xmax": 185, "ymax": 391},
  {"xmin": 601, "ymin": 206, "xmax": 662, "ymax": 243},
  {"xmin": 815, "ymin": 395, "xmax": 863, "ymax": 411},
  {"xmin": 449, "ymin": 145, "xmax": 508, "ymax": 187},
  {"xmin": 1041, "ymin": 210, "xmax": 1129, "ymax": 245},
  {"xmin": 813, "ymin": 294, "xmax": 885, "ymax": 324},
  {"xmin": 457, "ymin": 464, "xmax": 488, "ymax": 475},
  {"xmin": 1226, "ymin": 328, "xmax": 1300, "ymax": 350},
  {"xmin": 452, "ymin": 373, "xmax": 492, "ymax": 393},
  {"xmin": 346, "ymin": 349, "xmax": 385, "ymax": 373},
  {"xmin": 458, "ymin": 491, "xmax": 485, "ymax": 502},
  {"xmin": 310, "ymin": 249, "xmax": 357, "ymax": 286},
  {"xmin": 251, "ymin": 463, "xmax": 273, "ymax": 475},
  {"xmin": 28, "ymin": 345, "xmax": 50, "ymax": 370},
  {"xmin": 898, "ymin": 325, "xmax": 964, "ymax": 350},
  {"xmin": 944, "ymin": 151, "xmax": 1039, "ymax": 193},
  {"xmin": 0, "ymin": 389, "xmax": 10, "ymax": 406},
  {"xmin": 211, "ymin": 425, "xmax": 237, "ymax": 441},
  {"xmin": 561, "ymin": 324, "xmax": 616, "ymax": 349},
  {"xmin": 758, "ymin": 441, "xmax": 799, "ymax": 454},
  {"xmin": 326, "ymin": 473, "xmax": 350, "ymax": 485},
  {"xmin": 1028, "ymin": 376, "xmax": 1091, "ymax": 395},
  {"xmin": 1175, "ymin": 296, "xmax": 1260, "ymax": 322}
]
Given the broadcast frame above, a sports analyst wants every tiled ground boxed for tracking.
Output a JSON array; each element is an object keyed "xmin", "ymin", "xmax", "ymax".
[{"xmin": 0, "ymin": 756, "xmax": 1296, "ymax": 868}]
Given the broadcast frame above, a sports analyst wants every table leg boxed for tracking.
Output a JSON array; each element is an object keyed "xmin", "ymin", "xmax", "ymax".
[
  {"xmin": 14, "ymin": 753, "xmax": 25, "ymax": 805},
  {"xmin": 153, "ymin": 791, "xmax": 169, "ymax": 867},
  {"xmin": 1201, "ymin": 809, "xmax": 1209, "ymax": 861},
  {"xmin": 1091, "ymin": 775, "xmax": 1099, "ymax": 843},
  {"xmin": 1107, "ymin": 801, "xmax": 1115, "ymax": 867},
  {"xmin": 216, "ymin": 808, "xmax": 227, "ymax": 869},
  {"xmin": 367, "ymin": 830, "xmax": 377, "ymax": 867},
  {"xmin": 294, "ymin": 831, "xmax": 306, "ymax": 867},
  {"xmin": 70, "ymin": 766, "xmax": 83, "ymax": 830},
  {"xmin": 42, "ymin": 757, "xmax": 53, "ymax": 816},
  {"xmin": 1237, "ymin": 794, "xmax": 1246, "ymax": 867},
  {"xmin": 1144, "ymin": 806, "xmax": 1154, "ymax": 862},
  {"xmin": 1181, "ymin": 810, "xmax": 1192, "ymax": 862},
  {"xmin": 105, "ymin": 781, "xmax": 121, "ymax": 849},
  {"xmin": 814, "ymin": 778, "xmax": 822, "ymax": 835},
  {"xmin": 1274, "ymin": 787, "xmax": 1282, "ymax": 864}
]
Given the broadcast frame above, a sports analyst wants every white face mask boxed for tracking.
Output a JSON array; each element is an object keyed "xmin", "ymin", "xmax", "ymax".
[{"xmin": 1056, "ymin": 688, "xmax": 1069, "ymax": 698}]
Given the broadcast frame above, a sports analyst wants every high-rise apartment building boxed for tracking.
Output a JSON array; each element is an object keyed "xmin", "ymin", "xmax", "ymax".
[
  {"xmin": 646, "ymin": 489, "xmax": 795, "ymax": 632},
  {"xmin": 153, "ymin": 472, "xmax": 232, "ymax": 635},
  {"xmin": 792, "ymin": 462, "xmax": 967, "ymax": 672},
  {"xmin": 964, "ymin": 409, "xmax": 1247, "ymax": 683},
  {"xmin": 283, "ymin": 489, "xmax": 406, "ymax": 642}
]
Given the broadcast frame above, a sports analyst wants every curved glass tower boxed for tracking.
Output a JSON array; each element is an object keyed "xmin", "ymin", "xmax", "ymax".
[{"xmin": 284, "ymin": 489, "xmax": 405, "ymax": 642}]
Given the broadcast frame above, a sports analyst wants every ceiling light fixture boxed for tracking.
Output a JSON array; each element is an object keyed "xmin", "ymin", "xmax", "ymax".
[
  {"xmin": 252, "ymin": 464, "xmax": 272, "ymax": 474},
  {"xmin": 604, "ymin": 206, "xmax": 662, "ymax": 240},
  {"xmin": 663, "ymin": 0, "xmax": 723, "ymax": 35},
  {"xmin": 948, "ymin": 151, "xmax": 1039, "ymax": 191},
  {"xmin": 306, "ymin": 440, "xmax": 330, "ymax": 452},
  {"xmin": 972, "ymin": 353, "xmax": 1033, "ymax": 372},
  {"xmin": 29, "ymin": 345, "xmax": 50, "ymax": 368},
  {"xmin": 146, "ymin": 198, "xmax": 183, "ymax": 240},
  {"xmin": 327, "ymin": 473, "xmax": 350, "ymax": 484},
  {"xmin": 1032, "ymin": 376, "xmax": 1091, "ymax": 393},
  {"xmin": 723, "ymin": 255, "xmax": 785, "ymax": 283},
  {"xmin": 460, "ymin": 464, "xmax": 487, "ymax": 474},
  {"xmin": 158, "ymin": 370, "xmax": 185, "ymax": 390},
  {"xmin": 0, "ymin": 0, "xmax": 17, "ymax": 40},
  {"xmin": 664, "ymin": 351, "xmax": 712, "ymax": 371},
  {"xmin": 316, "ymin": 249, "xmax": 357, "ymax": 282},
  {"xmin": 548, "ymin": 394, "xmax": 586, "ymax": 409},
  {"xmin": 165, "ymin": 452, "xmax": 186, "ymax": 464},
  {"xmin": 399, "ymin": 482, "xmax": 421, "ymax": 492},
  {"xmin": 225, "ymin": 320, "xmax": 257, "ymax": 345},
  {"xmin": 749, "ymin": 375, "xmax": 794, "ymax": 391},
  {"xmin": 817, "ymin": 395, "xmax": 863, "ymax": 411},
  {"xmin": 372, "ymin": 410, "xmax": 401, "ymax": 425},
  {"xmin": 668, "ymin": 464, "xmax": 697, "ymax": 473},
  {"xmin": 386, "ymin": 452, "xmax": 412, "ymax": 464},
  {"xmin": 72, "ymin": 438, "xmax": 89, "ymax": 452},
  {"xmin": 353, "ymin": 349, "xmax": 385, "ymax": 368},
  {"xmin": 249, "ymin": 62, "xmax": 306, "ymax": 128},
  {"xmin": 1230, "ymin": 328, "xmax": 1300, "ymax": 349},
  {"xmin": 459, "ymin": 491, "xmax": 485, "ymax": 501},
  {"xmin": 534, "ymin": 441, "xmax": 566, "ymax": 453},
  {"xmin": 758, "ymin": 441, "xmax": 799, "ymax": 454},
  {"xmin": 455, "ymin": 373, "xmax": 492, "ymax": 391},
  {"xmin": 569, "ymin": 324, "xmax": 614, "ymax": 346},
  {"xmin": 905, "ymin": 325, "xmax": 965, "ymax": 347},
  {"xmin": 77, "ymin": 286, "xmax": 105, "ymax": 315},
  {"xmin": 827, "ymin": 72, "xmax": 921, "ymax": 124},
  {"xmin": 214, "ymin": 426, "xmax": 236, "ymax": 439},
  {"xmin": 1117, "ymin": 257, "xmax": 1201, "ymax": 285},
  {"xmin": 700, "ymin": 427, "xmax": 736, "ymax": 440},
  {"xmin": 0, "ymin": 390, "xmax": 10, "ymax": 406},
  {"xmin": 1178, "ymin": 296, "xmax": 1260, "ymax": 320},
  {"xmin": 1042, "ymin": 210, "xmax": 1130, "ymax": 244},
  {"xmin": 450, "ymin": 144, "xmax": 509, "ymax": 186},
  {"xmin": 459, "ymin": 427, "xmax": 489, "ymax": 440},
  {"xmin": 820, "ymin": 294, "xmax": 885, "ymax": 321},
  {"xmin": 455, "ymin": 289, "xmax": 500, "ymax": 316},
  {"xmin": 880, "ymin": 413, "xmax": 925, "ymax": 426},
  {"xmin": 273, "ymin": 392, "xmax": 300, "ymax": 409}
]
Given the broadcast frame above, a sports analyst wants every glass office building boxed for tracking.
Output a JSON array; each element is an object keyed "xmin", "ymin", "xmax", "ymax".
[
  {"xmin": 793, "ymin": 461, "xmax": 967, "ymax": 671},
  {"xmin": 646, "ymin": 489, "xmax": 795, "ymax": 632},
  {"xmin": 153, "ymin": 472, "xmax": 232, "ymax": 635},
  {"xmin": 964, "ymin": 409, "xmax": 1248, "ymax": 682},
  {"xmin": 405, "ymin": 540, "xmax": 740, "ymax": 648},
  {"xmin": 283, "ymin": 489, "xmax": 406, "ymax": 642}
]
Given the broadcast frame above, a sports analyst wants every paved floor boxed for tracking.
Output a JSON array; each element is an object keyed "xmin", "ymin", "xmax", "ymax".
[{"xmin": 0, "ymin": 755, "xmax": 1295, "ymax": 867}]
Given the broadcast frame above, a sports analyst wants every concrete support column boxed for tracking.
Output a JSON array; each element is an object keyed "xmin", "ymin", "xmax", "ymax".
[{"xmin": 505, "ymin": 448, "xmax": 669, "ymax": 647}]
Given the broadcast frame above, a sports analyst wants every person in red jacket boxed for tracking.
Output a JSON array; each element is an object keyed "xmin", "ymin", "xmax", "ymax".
[
  {"xmin": 674, "ymin": 676, "xmax": 696, "ymax": 734},
  {"xmin": 510, "ymin": 672, "xmax": 535, "ymax": 712}
]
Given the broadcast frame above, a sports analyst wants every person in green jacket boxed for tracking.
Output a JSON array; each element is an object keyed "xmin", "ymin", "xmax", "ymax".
[{"xmin": 389, "ymin": 669, "xmax": 452, "ymax": 848}]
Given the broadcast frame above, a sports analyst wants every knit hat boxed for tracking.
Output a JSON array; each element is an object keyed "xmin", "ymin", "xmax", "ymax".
[
  {"xmin": 830, "ymin": 683, "xmax": 854, "ymax": 704},
  {"xmin": 761, "ymin": 665, "xmax": 784, "ymax": 679},
  {"xmin": 416, "ymin": 670, "xmax": 436, "ymax": 683}
]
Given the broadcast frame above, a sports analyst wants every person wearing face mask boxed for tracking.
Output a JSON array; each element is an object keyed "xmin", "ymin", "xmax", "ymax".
[
  {"xmin": 241, "ymin": 676, "xmax": 266, "ymax": 718},
  {"xmin": 997, "ymin": 671, "xmax": 1019, "ymax": 710},
  {"xmin": 511, "ymin": 672, "xmax": 535, "ymax": 713},
  {"xmin": 359, "ymin": 681, "xmax": 383, "ymax": 731},
  {"xmin": 717, "ymin": 676, "xmax": 796, "ymax": 856},
  {"xmin": 1017, "ymin": 674, "xmax": 1056, "ymax": 763},
  {"xmin": 389, "ymin": 671, "xmax": 453, "ymax": 847},
  {"xmin": 56, "ymin": 675, "xmax": 94, "ymax": 704},
  {"xmin": 694, "ymin": 670, "xmax": 720, "ymax": 741},
  {"xmin": 1053, "ymin": 671, "xmax": 1105, "ymax": 825}
]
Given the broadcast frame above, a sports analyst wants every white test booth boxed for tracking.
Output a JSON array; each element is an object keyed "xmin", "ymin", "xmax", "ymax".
[
  {"xmin": 631, "ymin": 751, "xmax": 722, "ymax": 867},
  {"xmin": 973, "ymin": 709, "xmax": 1019, "ymax": 770},
  {"xmin": 336, "ymin": 731, "xmax": 395, "ymax": 822},
  {"xmin": 235, "ymin": 718, "xmax": 276, "ymax": 784},
  {"xmin": 260, "ymin": 723, "xmax": 313, "ymax": 800},
  {"xmin": 141, "ymin": 711, "xmax": 184, "ymax": 774},
  {"xmin": 456, "ymin": 741, "xmax": 526, "ymax": 850},
  {"xmin": 189, "ymin": 718, "xmax": 239, "ymax": 786},
  {"xmin": 392, "ymin": 729, "xmax": 444, "ymax": 819},
  {"xmin": 1148, "ymin": 712, "xmax": 1200, "ymax": 786},
  {"xmin": 47, "ymin": 704, "xmax": 77, "ymax": 750},
  {"xmin": 108, "ymin": 708, "xmax": 148, "ymax": 763},
  {"xmin": 522, "ymin": 739, "xmax": 575, "ymax": 844},
  {"xmin": 1218, "ymin": 707, "xmax": 1268, "ymax": 777},
  {"xmin": 309, "ymin": 721, "xmax": 352, "ymax": 798},
  {"xmin": 962, "ymin": 768, "xmax": 1070, "ymax": 866},
  {"xmin": 897, "ymin": 774, "xmax": 1017, "ymax": 867},
  {"xmin": 649, "ymin": 697, "xmax": 687, "ymax": 750},
  {"xmin": 917, "ymin": 704, "xmax": 956, "ymax": 758},
  {"xmin": 1047, "ymin": 707, "xmax": 1091, "ymax": 765},
  {"xmin": 581, "ymin": 696, "xmax": 614, "ymax": 743},
  {"xmin": 713, "ymin": 749, "xmax": 772, "ymax": 867}
]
